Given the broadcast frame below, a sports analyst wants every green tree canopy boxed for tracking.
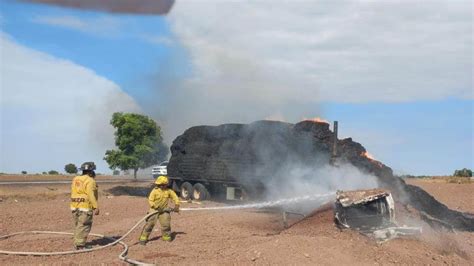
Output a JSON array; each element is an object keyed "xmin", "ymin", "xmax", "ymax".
[
  {"xmin": 64, "ymin": 163, "xmax": 78, "ymax": 174},
  {"xmin": 104, "ymin": 112, "xmax": 168, "ymax": 179},
  {"xmin": 453, "ymin": 168, "xmax": 472, "ymax": 177}
]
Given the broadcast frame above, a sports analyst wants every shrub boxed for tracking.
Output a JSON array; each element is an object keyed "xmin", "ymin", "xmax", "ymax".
[
  {"xmin": 21, "ymin": 171, "xmax": 27, "ymax": 174},
  {"xmin": 48, "ymin": 170, "xmax": 59, "ymax": 175},
  {"xmin": 113, "ymin": 170, "xmax": 120, "ymax": 176}
]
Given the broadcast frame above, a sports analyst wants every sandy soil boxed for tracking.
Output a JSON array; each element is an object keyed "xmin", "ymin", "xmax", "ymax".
[{"xmin": 0, "ymin": 179, "xmax": 473, "ymax": 265}]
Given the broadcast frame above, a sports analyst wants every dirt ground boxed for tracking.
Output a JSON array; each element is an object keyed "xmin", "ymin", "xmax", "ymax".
[{"xmin": 1, "ymin": 178, "xmax": 473, "ymax": 265}]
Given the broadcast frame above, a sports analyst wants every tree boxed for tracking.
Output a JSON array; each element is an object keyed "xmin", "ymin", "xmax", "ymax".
[
  {"xmin": 453, "ymin": 168, "xmax": 472, "ymax": 177},
  {"xmin": 21, "ymin": 171, "xmax": 27, "ymax": 175},
  {"xmin": 48, "ymin": 170, "xmax": 59, "ymax": 175},
  {"xmin": 64, "ymin": 163, "xmax": 78, "ymax": 174},
  {"xmin": 104, "ymin": 112, "xmax": 168, "ymax": 179}
]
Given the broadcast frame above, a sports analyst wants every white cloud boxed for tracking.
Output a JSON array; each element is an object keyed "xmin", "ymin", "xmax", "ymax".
[
  {"xmin": 0, "ymin": 33, "xmax": 141, "ymax": 173},
  {"xmin": 167, "ymin": 1, "xmax": 472, "ymax": 103},
  {"xmin": 32, "ymin": 15, "xmax": 121, "ymax": 36}
]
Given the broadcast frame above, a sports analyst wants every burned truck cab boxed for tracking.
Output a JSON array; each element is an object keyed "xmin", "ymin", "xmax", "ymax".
[
  {"xmin": 334, "ymin": 188, "xmax": 423, "ymax": 242},
  {"xmin": 335, "ymin": 189, "xmax": 396, "ymax": 231}
]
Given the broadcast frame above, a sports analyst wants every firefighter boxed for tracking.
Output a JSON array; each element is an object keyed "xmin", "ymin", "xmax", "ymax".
[
  {"xmin": 70, "ymin": 162, "xmax": 99, "ymax": 249},
  {"xmin": 139, "ymin": 175, "xmax": 180, "ymax": 244}
]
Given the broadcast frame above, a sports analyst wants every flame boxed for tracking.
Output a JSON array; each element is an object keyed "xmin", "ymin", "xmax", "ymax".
[
  {"xmin": 362, "ymin": 151, "xmax": 376, "ymax": 160},
  {"xmin": 303, "ymin": 117, "xmax": 329, "ymax": 124},
  {"xmin": 362, "ymin": 151, "xmax": 383, "ymax": 168}
]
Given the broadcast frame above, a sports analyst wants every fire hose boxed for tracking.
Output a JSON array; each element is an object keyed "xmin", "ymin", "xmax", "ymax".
[{"xmin": 0, "ymin": 209, "xmax": 176, "ymax": 266}]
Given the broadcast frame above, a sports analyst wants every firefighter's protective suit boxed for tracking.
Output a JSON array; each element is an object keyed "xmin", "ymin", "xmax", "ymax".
[
  {"xmin": 139, "ymin": 176, "xmax": 180, "ymax": 243},
  {"xmin": 70, "ymin": 167, "xmax": 98, "ymax": 248}
]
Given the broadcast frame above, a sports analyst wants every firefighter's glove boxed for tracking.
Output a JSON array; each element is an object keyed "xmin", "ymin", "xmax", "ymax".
[
  {"xmin": 94, "ymin": 208, "xmax": 100, "ymax": 215},
  {"xmin": 174, "ymin": 205, "xmax": 180, "ymax": 213}
]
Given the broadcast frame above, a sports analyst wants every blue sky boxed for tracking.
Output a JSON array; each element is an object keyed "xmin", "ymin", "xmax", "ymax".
[{"xmin": 1, "ymin": 1, "xmax": 472, "ymax": 175}]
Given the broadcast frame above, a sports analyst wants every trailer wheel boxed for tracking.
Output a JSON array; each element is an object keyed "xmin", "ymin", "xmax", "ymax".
[
  {"xmin": 192, "ymin": 183, "xmax": 209, "ymax": 201},
  {"xmin": 180, "ymin": 182, "xmax": 193, "ymax": 200}
]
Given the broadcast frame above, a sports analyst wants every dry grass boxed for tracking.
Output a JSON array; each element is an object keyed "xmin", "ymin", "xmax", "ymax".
[
  {"xmin": 408, "ymin": 176, "xmax": 472, "ymax": 184},
  {"xmin": 445, "ymin": 176, "xmax": 472, "ymax": 184}
]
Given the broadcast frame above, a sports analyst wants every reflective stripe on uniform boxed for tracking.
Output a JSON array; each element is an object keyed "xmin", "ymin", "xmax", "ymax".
[
  {"xmin": 71, "ymin": 198, "xmax": 86, "ymax": 202},
  {"xmin": 71, "ymin": 208, "xmax": 92, "ymax": 212}
]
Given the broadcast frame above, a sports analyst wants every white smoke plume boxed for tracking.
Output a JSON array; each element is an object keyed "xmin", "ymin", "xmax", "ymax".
[
  {"xmin": 152, "ymin": 1, "xmax": 471, "ymax": 142},
  {"xmin": 260, "ymin": 160, "xmax": 381, "ymax": 214},
  {"xmin": 243, "ymin": 121, "xmax": 380, "ymax": 213},
  {"xmin": 265, "ymin": 163, "xmax": 379, "ymax": 199}
]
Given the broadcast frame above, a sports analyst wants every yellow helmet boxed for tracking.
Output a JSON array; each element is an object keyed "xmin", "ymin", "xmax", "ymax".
[{"xmin": 155, "ymin": 175, "xmax": 169, "ymax": 185}]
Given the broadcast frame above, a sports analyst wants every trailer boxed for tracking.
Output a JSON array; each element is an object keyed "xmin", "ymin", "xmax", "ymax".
[{"xmin": 167, "ymin": 157, "xmax": 265, "ymax": 201}]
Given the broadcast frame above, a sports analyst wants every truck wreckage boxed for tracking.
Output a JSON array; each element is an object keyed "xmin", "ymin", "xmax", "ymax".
[{"xmin": 335, "ymin": 189, "xmax": 421, "ymax": 242}]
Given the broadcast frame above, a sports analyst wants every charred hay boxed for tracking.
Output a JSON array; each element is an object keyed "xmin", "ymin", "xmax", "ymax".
[
  {"xmin": 168, "ymin": 120, "xmax": 474, "ymax": 231},
  {"xmin": 106, "ymin": 186, "xmax": 152, "ymax": 197}
]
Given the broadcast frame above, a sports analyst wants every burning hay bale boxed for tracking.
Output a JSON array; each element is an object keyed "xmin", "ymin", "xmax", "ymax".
[{"xmin": 168, "ymin": 120, "xmax": 474, "ymax": 231}]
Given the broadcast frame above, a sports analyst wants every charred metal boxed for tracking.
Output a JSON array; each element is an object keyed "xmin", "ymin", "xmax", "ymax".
[{"xmin": 335, "ymin": 189, "xmax": 421, "ymax": 242}]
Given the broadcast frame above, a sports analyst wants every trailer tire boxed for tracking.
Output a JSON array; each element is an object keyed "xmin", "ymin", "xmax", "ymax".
[
  {"xmin": 192, "ymin": 183, "xmax": 209, "ymax": 201},
  {"xmin": 180, "ymin": 182, "xmax": 193, "ymax": 200}
]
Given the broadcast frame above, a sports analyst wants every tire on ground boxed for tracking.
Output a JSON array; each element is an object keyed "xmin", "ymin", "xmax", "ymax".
[
  {"xmin": 192, "ymin": 183, "xmax": 209, "ymax": 201},
  {"xmin": 180, "ymin": 182, "xmax": 193, "ymax": 200}
]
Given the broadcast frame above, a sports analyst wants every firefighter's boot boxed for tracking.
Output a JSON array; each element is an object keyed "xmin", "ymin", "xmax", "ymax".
[
  {"xmin": 162, "ymin": 233, "xmax": 172, "ymax": 242},
  {"xmin": 138, "ymin": 235, "xmax": 148, "ymax": 245}
]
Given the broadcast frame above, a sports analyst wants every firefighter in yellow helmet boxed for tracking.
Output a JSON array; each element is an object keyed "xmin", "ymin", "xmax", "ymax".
[
  {"xmin": 139, "ymin": 175, "xmax": 180, "ymax": 244},
  {"xmin": 70, "ymin": 162, "xmax": 99, "ymax": 249}
]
